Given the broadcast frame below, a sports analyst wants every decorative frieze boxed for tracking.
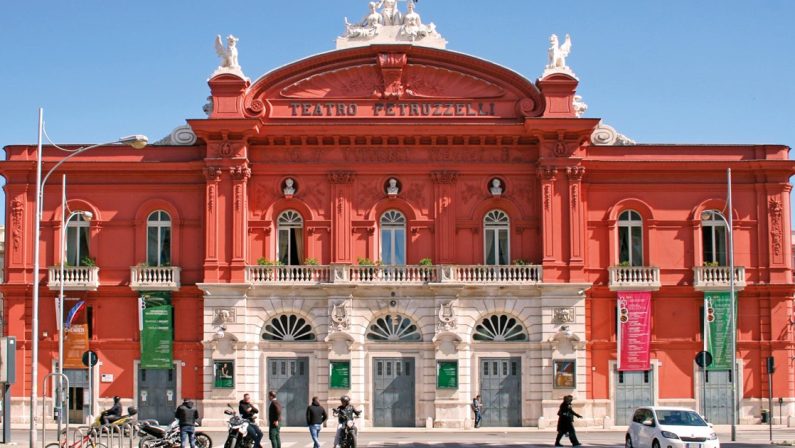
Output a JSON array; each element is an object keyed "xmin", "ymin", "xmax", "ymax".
[
  {"xmin": 10, "ymin": 199, "xmax": 23, "ymax": 251},
  {"xmin": 328, "ymin": 170, "xmax": 356, "ymax": 184},
  {"xmin": 553, "ymin": 307, "xmax": 575, "ymax": 324},
  {"xmin": 769, "ymin": 198, "xmax": 783, "ymax": 256},
  {"xmin": 430, "ymin": 170, "xmax": 458, "ymax": 184}
]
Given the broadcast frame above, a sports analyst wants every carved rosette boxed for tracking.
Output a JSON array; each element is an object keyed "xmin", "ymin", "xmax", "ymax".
[
  {"xmin": 328, "ymin": 170, "xmax": 356, "ymax": 184},
  {"xmin": 10, "ymin": 199, "xmax": 23, "ymax": 251},
  {"xmin": 429, "ymin": 170, "xmax": 458, "ymax": 184},
  {"xmin": 769, "ymin": 198, "xmax": 783, "ymax": 256}
]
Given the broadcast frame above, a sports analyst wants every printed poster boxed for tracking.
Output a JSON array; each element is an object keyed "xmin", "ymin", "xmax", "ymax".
[
  {"xmin": 63, "ymin": 300, "xmax": 89, "ymax": 368},
  {"xmin": 617, "ymin": 291, "xmax": 652, "ymax": 371},
  {"xmin": 141, "ymin": 305, "xmax": 173, "ymax": 369},
  {"xmin": 705, "ymin": 291, "xmax": 735, "ymax": 370}
]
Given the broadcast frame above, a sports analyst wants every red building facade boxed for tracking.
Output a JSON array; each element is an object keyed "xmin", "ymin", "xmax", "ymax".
[{"xmin": 2, "ymin": 9, "xmax": 794, "ymax": 428}]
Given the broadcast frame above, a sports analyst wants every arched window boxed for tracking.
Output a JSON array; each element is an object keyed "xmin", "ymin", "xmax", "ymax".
[
  {"xmin": 473, "ymin": 314, "xmax": 528, "ymax": 342},
  {"xmin": 261, "ymin": 314, "xmax": 316, "ymax": 341},
  {"xmin": 147, "ymin": 211, "xmax": 171, "ymax": 266},
  {"xmin": 484, "ymin": 210, "xmax": 510, "ymax": 265},
  {"xmin": 277, "ymin": 210, "xmax": 304, "ymax": 265},
  {"xmin": 366, "ymin": 315, "xmax": 421, "ymax": 341},
  {"xmin": 618, "ymin": 210, "xmax": 643, "ymax": 266},
  {"xmin": 66, "ymin": 214, "xmax": 91, "ymax": 266},
  {"xmin": 702, "ymin": 210, "xmax": 727, "ymax": 265},
  {"xmin": 380, "ymin": 210, "xmax": 406, "ymax": 265}
]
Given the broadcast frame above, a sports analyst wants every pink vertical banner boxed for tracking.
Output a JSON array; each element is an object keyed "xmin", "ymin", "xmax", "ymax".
[{"xmin": 617, "ymin": 291, "xmax": 652, "ymax": 371}]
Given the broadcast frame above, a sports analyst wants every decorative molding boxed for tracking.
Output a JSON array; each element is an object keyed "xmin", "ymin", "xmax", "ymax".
[
  {"xmin": 203, "ymin": 167, "xmax": 223, "ymax": 182},
  {"xmin": 436, "ymin": 300, "xmax": 457, "ymax": 332},
  {"xmin": 769, "ymin": 198, "xmax": 783, "ymax": 256},
  {"xmin": 547, "ymin": 325, "xmax": 585, "ymax": 351},
  {"xmin": 566, "ymin": 166, "xmax": 585, "ymax": 181},
  {"xmin": 213, "ymin": 308, "xmax": 236, "ymax": 325},
  {"xmin": 429, "ymin": 170, "xmax": 458, "ymax": 184},
  {"xmin": 537, "ymin": 166, "xmax": 558, "ymax": 181},
  {"xmin": 10, "ymin": 199, "xmax": 23, "ymax": 251},
  {"xmin": 591, "ymin": 121, "xmax": 636, "ymax": 146},
  {"xmin": 207, "ymin": 185, "xmax": 215, "ymax": 211},
  {"xmin": 544, "ymin": 185, "xmax": 552, "ymax": 210},
  {"xmin": 377, "ymin": 53, "xmax": 408, "ymax": 99},
  {"xmin": 230, "ymin": 165, "xmax": 251, "ymax": 181},
  {"xmin": 570, "ymin": 185, "xmax": 578, "ymax": 207},
  {"xmin": 234, "ymin": 184, "xmax": 242, "ymax": 210},
  {"xmin": 328, "ymin": 170, "xmax": 356, "ymax": 184},
  {"xmin": 153, "ymin": 125, "xmax": 197, "ymax": 146},
  {"xmin": 330, "ymin": 299, "xmax": 351, "ymax": 331}
]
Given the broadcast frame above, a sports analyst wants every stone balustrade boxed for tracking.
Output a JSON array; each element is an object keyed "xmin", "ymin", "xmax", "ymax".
[
  {"xmin": 692, "ymin": 266, "xmax": 746, "ymax": 291},
  {"xmin": 47, "ymin": 266, "xmax": 100, "ymax": 291},
  {"xmin": 608, "ymin": 266, "xmax": 661, "ymax": 291},
  {"xmin": 130, "ymin": 265, "xmax": 182, "ymax": 291},
  {"xmin": 245, "ymin": 264, "xmax": 543, "ymax": 285}
]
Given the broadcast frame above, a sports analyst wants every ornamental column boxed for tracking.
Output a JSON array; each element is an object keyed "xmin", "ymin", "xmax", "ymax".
[
  {"xmin": 566, "ymin": 166, "xmax": 585, "ymax": 281},
  {"xmin": 430, "ymin": 170, "xmax": 458, "ymax": 264},
  {"xmin": 537, "ymin": 165, "xmax": 560, "ymax": 281},
  {"xmin": 328, "ymin": 171, "xmax": 356, "ymax": 263},
  {"xmin": 203, "ymin": 167, "xmax": 223, "ymax": 281},
  {"xmin": 230, "ymin": 164, "xmax": 251, "ymax": 282}
]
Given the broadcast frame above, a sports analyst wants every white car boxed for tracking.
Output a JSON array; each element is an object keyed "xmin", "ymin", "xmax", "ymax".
[{"xmin": 625, "ymin": 406, "xmax": 720, "ymax": 448}]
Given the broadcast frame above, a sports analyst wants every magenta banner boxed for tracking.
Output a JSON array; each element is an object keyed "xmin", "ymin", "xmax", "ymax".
[{"xmin": 617, "ymin": 291, "xmax": 652, "ymax": 371}]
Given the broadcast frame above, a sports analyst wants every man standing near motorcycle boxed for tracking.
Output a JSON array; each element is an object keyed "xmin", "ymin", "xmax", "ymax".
[
  {"xmin": 239, "ymin": 393, "xmax": 263, "ymax": 448},
  {"xmin": 175, "ymin": 398, "xmax": 199, "ymax": 448},
  {"xmin": 267, "ymin": 391, "xmax": 282, "ymax": 448},
  {"xmin": 305, "ymin": 396, "xmax": 327, "ymax": 448},
  {"xmin": 333, "ymin": 395, "xmax": 361, "ymax": 448}
]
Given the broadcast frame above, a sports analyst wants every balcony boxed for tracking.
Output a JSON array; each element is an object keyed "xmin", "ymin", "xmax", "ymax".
[
  {"xmin": 608, "ymin": 266, "xmax": 661, "ymax": 291},
  {"xmin": 47, "ymin": 266, "xmax": 100, "ymax": 291},
  {"xmin": 692, "ymin": 266, "xmax": 746, "ymax": 291},
  {"xmin": 245, "ymin": 264, "xmax": 543, "ymax": 286},
  {"xmin": 130, "ymin": 266, "xmax": 182, "ymax": 291}
]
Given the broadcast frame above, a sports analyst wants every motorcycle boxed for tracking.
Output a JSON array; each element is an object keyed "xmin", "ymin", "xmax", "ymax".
[
  {"xmin": 138, "ymin": 420, "xmax": 212, "ymax": 448},
  {"xmin": 333, "ymin": 407, "xmax": 359, "ymax": 448},
  {"xmin": 222, "ymin": 405, "xmax": 257, "ymax": 448}
]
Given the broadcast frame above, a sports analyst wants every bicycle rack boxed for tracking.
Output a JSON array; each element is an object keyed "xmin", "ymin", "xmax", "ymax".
[
  {"xmin": 41, "ymin": 373, "xmax": 70, "ymax": 448},
  {"xmin": 98, "ymin": 421, "xmax": 138, "ymax": 448}
]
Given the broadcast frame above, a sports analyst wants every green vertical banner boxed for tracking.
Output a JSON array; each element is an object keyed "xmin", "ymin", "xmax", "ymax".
[
  {"xmin": 705, "ymin": 291, "xmax": 735, "ymax": 370},
  {"xmin": 141, "ymin": 304, "xmax": 173, "ymax": 369}
]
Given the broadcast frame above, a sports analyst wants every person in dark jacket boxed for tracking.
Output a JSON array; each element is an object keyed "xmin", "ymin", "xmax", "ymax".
[
  {"xmin": 239, "ymin": 393, "xmax": 263, "ymax": 448},
  {"xmin": 555, "ymin": 395, "xmax": 582, "ymax": 446},
  {"xmin": 267, "ymin": 391, "xmax": 283, "ymax": 448},
  {"xmin": 175, "ymin": 399, "xmax": 200, "ymax": 448},
  {"xmin": 101, "ymin": 396, "xmax": 122, "ymax": 425},
  {"xmin": 305, "ymin": 397, "xmax": 327, "ymax": 448}
]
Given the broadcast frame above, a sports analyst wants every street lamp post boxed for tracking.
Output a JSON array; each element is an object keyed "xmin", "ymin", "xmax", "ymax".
[
  {"xmin": 55, "ymin": 173, "xmax": 93, "ymax": 440},
  {"xmin": 700, "ymin": 168, "xmax": 736, "ymax": 441},
  {"xmin": 30, "ymin": 108, "xmax": 147, "ymax": 448}
]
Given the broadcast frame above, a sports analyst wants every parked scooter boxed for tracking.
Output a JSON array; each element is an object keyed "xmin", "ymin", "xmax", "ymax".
[
  {"xmin": 138, "ymin": 420, "xmax": 212, "ymax": 448},
  {"xmin": 333, "ymin": 407, "xmax": 359, "ymax": 448},
  {"xmin": 92, "ymin": 406, "xmax": 141, "ymax": 436},
  {"xmin": 222, "ymin": 404, "xmax": 257, "ymax": 448}
]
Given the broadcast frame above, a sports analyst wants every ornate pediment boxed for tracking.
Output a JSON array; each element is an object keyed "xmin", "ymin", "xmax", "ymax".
[{"xmin": 281, "ymin": 64, "xmax": 505, "ymax": 100}]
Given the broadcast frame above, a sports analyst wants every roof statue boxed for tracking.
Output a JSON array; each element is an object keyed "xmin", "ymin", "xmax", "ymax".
[
  {"xmin": 541, "ymin": 33, "xmax": 577, "ymax": 79},
  {"xmin": 572, "ymin": 95, "xmax": 588, "ymax": 118},
  {"xmin": 337, "ymin": 0, "xmax": 447, "ymax": 49},
  {"xmin": 211, "ymin": 34, "xmax": 248, "ymax": 80}
]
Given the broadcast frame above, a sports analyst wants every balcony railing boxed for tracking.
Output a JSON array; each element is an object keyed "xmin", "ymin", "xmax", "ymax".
[
  {"xmin": 47, "ymin": 266, "xmax": 100, "ymax": 291},
  {"xmin": 246, "ymin": 265, "xmax": 332, "ymax": 284},
  {"xmin": 608, "ymin": 266, "xmax": 661, "ymax": 291},
  {"xmin": 692, "ymin": 266, "xmax": 746, "ymax": 291},
  {"xmin": 245, "ymin": 264, "xmax": 542, "ymax": 286},
  {"xmin": 130, "ymin": 266, "xmax": 182, "ymax": 291}
]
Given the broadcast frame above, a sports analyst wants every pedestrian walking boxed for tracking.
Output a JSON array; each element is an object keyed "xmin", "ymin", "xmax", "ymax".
[
  {"xmin": 175, "ymin": 398, "xmax": 199, "ymax": 448},
  {"xmin": 555, "ymin": 395, "xmax": 582, "ymax": 446},
  {"xmin": 306, "ymin": 396, "xmax": 327, "ymax": 448},
  {"xmin": 267, "ymin": 391, "xmax": 282, "ymax": 448},
  {"xmin": 471, "ymin": 394, "xmax": 483, "ymax": 428}
]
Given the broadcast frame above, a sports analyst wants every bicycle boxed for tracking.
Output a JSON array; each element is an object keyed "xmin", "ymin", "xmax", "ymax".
[{"xmin": 46, "ymin": 427, "xmax": 107, "ymax": 448}]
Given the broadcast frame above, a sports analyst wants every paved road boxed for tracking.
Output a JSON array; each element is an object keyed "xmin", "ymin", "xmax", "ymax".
[{"xmin": 5, "ymin": 427, "xmax": 791, "ymax": 448}]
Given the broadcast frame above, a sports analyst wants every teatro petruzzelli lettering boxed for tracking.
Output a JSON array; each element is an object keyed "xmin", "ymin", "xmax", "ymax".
[{"xmin": 287, "ymin": 101, "xmax": 497, "ymax": 117}]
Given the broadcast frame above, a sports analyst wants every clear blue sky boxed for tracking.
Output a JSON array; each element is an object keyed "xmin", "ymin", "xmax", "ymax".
[{"xmin": 1, "ymin": 1, "xmax": 794, "ymax": 220}]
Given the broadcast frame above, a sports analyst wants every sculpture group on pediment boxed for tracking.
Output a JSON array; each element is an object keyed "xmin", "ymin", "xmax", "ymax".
[{"xmin": 341, "ymin": 0, "xmax": 441, "ymax": 44}]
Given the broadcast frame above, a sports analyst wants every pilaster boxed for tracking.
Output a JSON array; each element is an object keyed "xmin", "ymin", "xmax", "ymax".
[
  {"xmin": 537, "ymin": 165, "xmax": 559, "ymax": 280},
  {"xmin": 566, "ymin": 166, "xmax": 586, "ymax": 281},
  {"xmin": 430, "ymin": 170, "xmax": 458, "ymax": 264},
  {"xmin": 328, "ymin": 171, "xmax": 356, "ymax": 263}
]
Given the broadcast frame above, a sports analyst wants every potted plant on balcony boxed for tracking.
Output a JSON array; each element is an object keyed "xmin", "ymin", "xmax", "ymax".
[
  {"xmin": 256, "ymin": 258, "xmax": 283, "ymax": 266},
  {"xmin": 703, "ymin": 261, "xmax": 719, "ymax": 267},
  {"xmin": 512, "ymin": 259, "xmax": 528, "ymax": 266},
  {"xmin": 304, "ymin": 257, "xmax": 319, "ymax": 266},
  {"xmin": 80, "ymin": 256, "xmax": 97, "ymax": 267},
  {"xmin": 357, "ymin": 257, "xmax": 379, "ymax": 281},
  {"xmin": 419, "ymin": 258, "xmax": 433, "ymax": 281}
]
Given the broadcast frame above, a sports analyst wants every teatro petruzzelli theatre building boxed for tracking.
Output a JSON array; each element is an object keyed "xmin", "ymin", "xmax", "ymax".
[{"xmin": 1, "ymin": 1, "xmax": 793, "ymax": 429}]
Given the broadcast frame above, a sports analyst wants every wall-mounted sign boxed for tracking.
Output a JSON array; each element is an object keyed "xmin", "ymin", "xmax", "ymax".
[
  {"xmin": 329, "ymin": 361, "xmax": 350, "ymax": 389},
  {"xmin": 436, "ymin": 361, "xmax": 458, "ymax": 389},
  {"xmin": 100, "ymin": 373, "xmax": 114, "ymax": 383},
  {"xmin": 213, "ymin": 360, "xmax": 235, "ymax": 389},
  {"xmin": 553, "ymin": 359, "xmax": 576, "ymax": 389}
]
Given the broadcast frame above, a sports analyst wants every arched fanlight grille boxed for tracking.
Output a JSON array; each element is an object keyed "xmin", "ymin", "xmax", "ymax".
[
  {"xmin": 262, "ymin": 314, "xmax": 316, "ymax": 341},
  {"xmin": 366, "ymin": 315, "xmax": 421, "ymax": 342},
  {"xmin": 278, "ymin": 210, "xmax": 303, "ymax": 228},
  {"xmin": 473, "ymin": 314, "xmax": 527, "ymax": 342}
]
